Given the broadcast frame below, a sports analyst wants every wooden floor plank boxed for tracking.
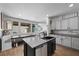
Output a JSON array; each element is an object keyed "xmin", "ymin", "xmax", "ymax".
[
  {"xmin": 0, "ymin": 45, "xmax": 24, "ymax": 56},
  {"xmin": 53, "ymin": 45, "xmax": 79, "ymax": 56},
  {"xmin": 0, "ymin": 44, "xmax": 79, "ymax": 56}
]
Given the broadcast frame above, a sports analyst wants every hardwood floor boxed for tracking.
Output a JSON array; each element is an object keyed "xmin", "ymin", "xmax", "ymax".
[
  {"xmin": 0, "ymin": 44, "xmax": 79, "ymax": 56},
  {"xmin": 53, "ymin": 45, "xmax": 79, "ymax": 56},
  {"xmin": 0, "ymin": 45, "xmax": 24, "ymax": 56}
]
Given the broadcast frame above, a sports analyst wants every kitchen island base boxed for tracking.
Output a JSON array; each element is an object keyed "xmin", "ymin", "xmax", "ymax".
[{"xmin": 24, "ymin": 39, "xmax": 56, "ymax": 56}]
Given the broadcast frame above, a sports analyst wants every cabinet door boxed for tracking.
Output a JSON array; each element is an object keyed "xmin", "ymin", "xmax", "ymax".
[
  {"xmin": 2, "ymin": 35, "xmax": 12, "ymax": 51},
  {"xmin": 62, "ymin": 37, "xmax": 72, "ymax": 48},
  {"xmin": 61, "ymin": 19, "xmax": 68, "ymax": 29},
  {"xmin": 56, "ymin": 36, "xmax": 62, "ymax": 44},
  {"xmin": 72, "ymin": 38, "xmax": 79, "ymax": 50},
  {"xmin": 56, "ymin": 20, "xmax": 61, "ymax": 29},
  {"xmin": 68, "ymin": 17, "xmax": 78, "ymax": 29},
  {"xmin": 51, "ymin": 20, "xmax": 56, "ymax": 30},
  {"xmin": 7, "ymin": 21, "xmax": 12, "ymax": 29}
]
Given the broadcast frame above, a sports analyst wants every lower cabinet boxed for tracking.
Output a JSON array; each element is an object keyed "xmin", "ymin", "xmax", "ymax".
[
  {"xmin": 62, "ymin": 37, "xmax": 72, "ymax": 48},
  {"xmin": 72, "ymin": 38, "xmax": 79, "ymax": 50},
  {"xmin": 56, "ymin": 35, "xmax": 62, "ymax": 45},
  {"xmin": 2, "ymin": 35, "xmax": 12, "ymax": 51},
  {"xmin": 54, "ymin": 34, "xmax": 79, "ymax": 50},
  {"xmin": 55, "ymin": 35, "xmax": 72, "ymax": 48},
  {"xmin": 2, "ymin": 41, "xmax": 12, "ymax": 51}
]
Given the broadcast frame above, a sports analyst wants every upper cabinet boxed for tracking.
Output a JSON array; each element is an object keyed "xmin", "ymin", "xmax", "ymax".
[
  {"xmin": 61, "ymin": 17, "xmax": 79, "ymax": 30},
  {"xmin": 50, "ymin": 12, "xmax": 79, "ymax": 30},
  {"xmin": 68, "ymin": 17, "xmax": 79, "ymax": 29},
  {"xmin": 55, "ymin": 17, "xmax": 61, "ymax": 29},
  {"xmin": 51, "ymin": 19, "xmax": 56, "ymax": 30},
  {"xmin": 2, "ymin": 20, "xmax": 12, "ymax": 30},
  {"xmin": 6, "ymin": 21, "xmax": 12, "ymax": 30},
  {"xmin": 51, "ymin": 16, "xmax": 62, "ymax": 30},
  {"xmin": 61, "ymin": 19, "xmax": 68, "ymax": 29}
]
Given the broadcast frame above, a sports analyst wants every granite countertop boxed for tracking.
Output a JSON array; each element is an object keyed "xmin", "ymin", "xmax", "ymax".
[
  {"xmin": 23, "ymin": 36, "xmax": 55, "ymax": 48},
  {"xmin": 11, "ymin": 33, "xmax": 36, "ymax": 39},
  {"xmin": 50, "ymin": 33, "xmax": 79, "ymax": 38}
]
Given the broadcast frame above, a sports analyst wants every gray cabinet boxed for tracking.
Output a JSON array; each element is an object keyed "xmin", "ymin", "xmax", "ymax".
[
  {"xmin": 61, "ymin": 17, "xmax": 79, "ymax": 30},
  {"xmin": 56, "ymin": 35, "xmax": 72, "ymax": 48},
  {"xmin": 6, "ymin": 21, "xmax": 12, "ymax": 30},
  {"xmin": 2, "ymin": 35, "xmax": 12, "ymax": 51},
  {"xmin": 72, "ymin": 38, "xmax": 79, "ymax": 50},
  {"xmin": 68, "ymin": 17, "xmax": 78, "ymax": 29},
  {"xmin": 62, "ymin": 37, "xmax": 72, "ymax": 48},
  {"xmin": 51, "ymin": 20, "xmax": 56, "ymax": 30},
  {"xmin": 51, "ymin": 17, "xmax": 62, "ymax": 30},
  {"xmin": 56, "ymin": 19, "xmax": 61, "ymax": 29},
  {"xmin": 61, "ymin": 19, "xmax": 68, "ymax": 29},
  {"xmin": 56, "ymin": 35, "xmax": 62, "ymax": 44},
  {"xmin": 56, "ymin": 35, "xmax": 79, "ymax": 50},
  {"xmin": 50, "ymin": 13, "xmax": 79, "ymax": 30}
]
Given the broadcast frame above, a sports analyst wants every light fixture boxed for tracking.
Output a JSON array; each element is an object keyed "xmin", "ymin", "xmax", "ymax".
[
  {"xmin": 46, "ymin": 14, "xmax": 49, "ymax": 17},
  {"xmin": 69, "ymin": 3, "xmax": 74, "ymax": 7},
  {"xmin": 18, "ymin": 14, "xmax": 22, "ymax": 17}
]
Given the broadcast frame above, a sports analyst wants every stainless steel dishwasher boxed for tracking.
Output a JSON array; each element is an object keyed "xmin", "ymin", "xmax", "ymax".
[{"xmin": 36, "ymin": 43, "xmax": 47, "ymax": 56}]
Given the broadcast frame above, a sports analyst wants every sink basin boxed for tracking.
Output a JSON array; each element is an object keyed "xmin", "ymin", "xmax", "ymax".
[{"xmin": 41, "ymin": 36, "xmax": 54, "ymax": 40}]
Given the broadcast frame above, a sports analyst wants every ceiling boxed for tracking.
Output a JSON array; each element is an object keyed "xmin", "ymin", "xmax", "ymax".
[{"xmin": 0, "ymin": 3, "xmax": 79, "ymax": 22}]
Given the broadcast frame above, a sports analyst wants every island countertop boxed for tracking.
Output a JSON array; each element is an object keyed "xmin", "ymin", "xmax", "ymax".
[{"xmin": 23, "ymin": 36, "xmax": 55, "ymax": 48}]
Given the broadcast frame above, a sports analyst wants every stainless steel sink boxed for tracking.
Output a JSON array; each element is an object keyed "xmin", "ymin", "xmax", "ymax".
[{"xmin": 41, "ymin": 36, "xmax": 54, "ymax": 40}]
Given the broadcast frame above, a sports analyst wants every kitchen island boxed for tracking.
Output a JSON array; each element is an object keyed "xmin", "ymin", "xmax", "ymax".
[
  {"xmin": 11, "ymin": 33, "xmax": 56, "ymax": 56},
  {"xmin": 23, "ymin": 36, "xmax": 56, "ymax": 56}
]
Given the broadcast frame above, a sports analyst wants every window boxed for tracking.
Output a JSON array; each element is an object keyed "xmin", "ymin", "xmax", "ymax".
[{"xmin": 13, "ymin": 21, "xmax": 18, "ymax": 26}]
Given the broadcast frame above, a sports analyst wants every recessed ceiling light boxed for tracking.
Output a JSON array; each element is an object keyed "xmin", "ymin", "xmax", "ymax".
[
  {"xmin": 46, "ymin": 14, "xmax": 49, "ymax": 17},
  {"xmin": 69, "ymin": 4, "xmax": 74, "ymax": 7},
  {"xmin": 18, "ymin": 14, "xmax": 21, "ymax": 16}
]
